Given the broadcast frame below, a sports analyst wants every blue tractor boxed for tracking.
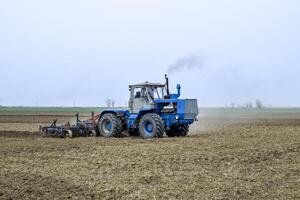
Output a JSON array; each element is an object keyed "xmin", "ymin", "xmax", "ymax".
[{"xmin": 98, "ymin": 75, "xmax": 199, "ymax": 138}]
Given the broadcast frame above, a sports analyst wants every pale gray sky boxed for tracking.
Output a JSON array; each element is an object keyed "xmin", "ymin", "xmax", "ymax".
[{"xmin": 0, "ymin": 0, "xmax": 299, "ymax": 107}]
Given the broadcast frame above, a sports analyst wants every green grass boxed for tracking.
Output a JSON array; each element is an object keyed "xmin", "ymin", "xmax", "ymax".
[{"xmin": 0, "ymin": 106, "xmax": 107, "ymax": 114}]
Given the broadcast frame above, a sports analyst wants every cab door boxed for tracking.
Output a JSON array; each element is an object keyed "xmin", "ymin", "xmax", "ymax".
[{"xmin": 130, "ymin": 87, "xmax": 152, "ymax": 113}]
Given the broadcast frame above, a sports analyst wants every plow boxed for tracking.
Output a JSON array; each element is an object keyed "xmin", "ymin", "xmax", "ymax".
[
  {"xmin": 39, "ymin": 112, "xmax": 99, "ymax": 138},
  {"xmin": 40, "ymin": 75, "xmax": 199, "ymax": 139}
]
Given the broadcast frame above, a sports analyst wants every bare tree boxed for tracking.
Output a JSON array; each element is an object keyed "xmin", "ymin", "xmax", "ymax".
[
  {"xmin": 105, "ymin": 99, "xmax": 112, "ymax": 107},
  {"xmin": 255, "ymin": 99, "xmax": 263, "ymax": 109},
  {"xmin": 245, "ymin": 102, "xmax": 253, "ymax": 109},
  {"xmin": 111, "ymin": 99, "xmax": 116, "ymax": 108},
  {"xmin": 105, "ymin": 98, "xmax": 116, "ymax": 107},
  {"xmin": 230, "ymin": 102, "xmax": 236, "ymax": 108}
]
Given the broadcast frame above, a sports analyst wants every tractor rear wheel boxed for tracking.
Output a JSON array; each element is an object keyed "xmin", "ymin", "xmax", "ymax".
[
  {"xmin": 166, "ymin": 124, "xmax": 189, "ymax": 137},
  {"xmin": 98, "ymin": 113, "xmax": 123, "ymax": 137},
  {"xmin": 139, "ymin": 113, "xmax": 164, "ymax": 139}
]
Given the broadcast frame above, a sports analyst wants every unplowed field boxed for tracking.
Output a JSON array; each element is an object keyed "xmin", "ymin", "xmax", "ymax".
[{"xmin": 0, "ymin": 109, "xmax": 299, "ymax": 199}]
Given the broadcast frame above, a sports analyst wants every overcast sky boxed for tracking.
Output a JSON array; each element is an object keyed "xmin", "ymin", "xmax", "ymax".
[{"xmin": 0, "ymin": 0, "xmax": 299, "ymax": 107}]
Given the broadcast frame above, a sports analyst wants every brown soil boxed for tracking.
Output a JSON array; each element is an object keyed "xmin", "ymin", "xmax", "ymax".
[{"xmin": 0, "ymin": 111, "xmax": 299, "ymax": 199}]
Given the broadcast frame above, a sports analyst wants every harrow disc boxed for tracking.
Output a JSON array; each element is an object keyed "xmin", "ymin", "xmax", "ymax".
[{"xmin": 65, "ymin": 130, "xmax": 73, "ymax": 138}]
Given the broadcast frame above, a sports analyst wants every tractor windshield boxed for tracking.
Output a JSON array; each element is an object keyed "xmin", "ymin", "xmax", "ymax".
[{"xmin": 149, "ymin": 86, "xmax": 165, "ymax": 99}]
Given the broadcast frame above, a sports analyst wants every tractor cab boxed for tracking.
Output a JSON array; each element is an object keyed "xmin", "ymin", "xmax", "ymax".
[{"xmin": 128, "ymin": 82, "xmax": 166, "ymax": 113}]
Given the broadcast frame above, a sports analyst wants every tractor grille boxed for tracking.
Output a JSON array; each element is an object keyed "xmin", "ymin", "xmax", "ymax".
[{"xmin": 184, "ymin": 99, "xmax": 199, "ymax": 119}]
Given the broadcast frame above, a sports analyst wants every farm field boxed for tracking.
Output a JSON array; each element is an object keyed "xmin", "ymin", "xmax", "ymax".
[{"xmin": 0, "ymin": 108, "xmax": 299, "ymax": 199}]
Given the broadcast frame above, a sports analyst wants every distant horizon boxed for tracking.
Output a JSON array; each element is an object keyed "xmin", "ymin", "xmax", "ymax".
[{"xmin": 1, "ymin": 105, "xmax": 300, "ymax": 109}]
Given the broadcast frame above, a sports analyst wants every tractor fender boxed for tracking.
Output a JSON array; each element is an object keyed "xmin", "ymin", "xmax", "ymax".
[
  {"xmin": 136, "ymin": 109, "xmax": 156, "ymax": 121},
  {"xmin": 99, "ymin": 109, "xmax": 130, "ymax": 119}
]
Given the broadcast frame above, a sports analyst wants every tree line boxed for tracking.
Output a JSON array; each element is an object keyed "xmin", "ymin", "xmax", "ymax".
[{"xmin": 228, "ymin": 99, "xmax": 264, "ymax": 109}]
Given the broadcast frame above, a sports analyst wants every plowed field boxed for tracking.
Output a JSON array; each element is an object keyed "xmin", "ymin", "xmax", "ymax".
[{"xmin": 0, "ymin": 109, "xmax": 299, "ymax": 199}]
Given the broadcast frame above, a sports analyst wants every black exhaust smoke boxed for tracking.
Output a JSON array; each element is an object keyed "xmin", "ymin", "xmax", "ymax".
[{"xmin": 167, "ymin": 55, "xmax": 203, "ymax": 74}]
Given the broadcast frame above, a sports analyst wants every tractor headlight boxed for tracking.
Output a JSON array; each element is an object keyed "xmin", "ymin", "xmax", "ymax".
[{"xmin": 175, "ymin": 115, "xmax": 179, "ymax": 120}]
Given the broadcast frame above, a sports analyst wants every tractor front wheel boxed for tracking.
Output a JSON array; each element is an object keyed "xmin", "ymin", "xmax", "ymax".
[
  {"xmin": 98, "ymin": 113, "xmax": 123, "ymax": 137},
  {"xmin": 139, "ymin": 113, "xmax": 164, "ymax": 139}
]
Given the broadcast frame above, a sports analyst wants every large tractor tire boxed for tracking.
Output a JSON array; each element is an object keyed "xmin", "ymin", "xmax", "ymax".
[
  {"xmin": 98, "ymin": 113, "xmax": 123, "ymax": 137},
  {"xmin": 139, "ymin": 113, "xmax": 164, "ymax": 139},
  {"xmin": 166, "ymin": 124, "xmax": 189, "ymax": 137}
]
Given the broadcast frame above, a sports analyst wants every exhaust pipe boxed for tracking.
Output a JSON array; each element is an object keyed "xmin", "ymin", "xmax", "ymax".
[
  {"xmin": 176, "ymin": 84, "xmax": 181, "ymax": 98},
  {"xmin": 165, "ymin": 74, "xmax": 170, "ymax": 97}
]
